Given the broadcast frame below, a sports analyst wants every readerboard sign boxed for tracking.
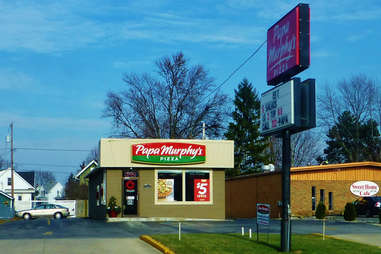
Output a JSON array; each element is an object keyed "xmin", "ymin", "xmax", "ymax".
[
  {"xmin": 267, "ymin": 4, "xmax": 310, "ymax": 86},
  {"xmin": 257, "ymin": 203, "xmax": 271, "ymax": 225},
  {"xmin": 260, "ymin": 78, "xmax": 316, "ymax": 136},
  {"xmin": 261, "ymin": 80, "xmax": 295, "ymax": 135}
]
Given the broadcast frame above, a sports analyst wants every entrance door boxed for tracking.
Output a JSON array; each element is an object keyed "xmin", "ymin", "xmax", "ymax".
[{"xmin": 123, "ymin": 179, "xmax": 138, "ymax": 215}]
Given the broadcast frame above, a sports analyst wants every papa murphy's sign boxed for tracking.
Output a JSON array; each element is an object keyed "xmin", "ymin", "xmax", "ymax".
[
  {"xmin": 267, "ymin": 3, "xmax": 310, "ymax": 86},
  {"xmin": 350, "ymin": 181, "xmax": 379, "ymax": 197},
  {"xmin": 132, "ymin": 142, "xmax": 206, "ymax": 165}
]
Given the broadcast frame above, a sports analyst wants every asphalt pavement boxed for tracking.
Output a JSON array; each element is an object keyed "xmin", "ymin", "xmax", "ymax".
[{"xmin": 0, "ymin": 217, "xmax": 380, "ymax": 253}]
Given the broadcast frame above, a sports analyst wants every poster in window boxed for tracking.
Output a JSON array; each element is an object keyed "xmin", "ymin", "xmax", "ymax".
[
  {"xmin": 158, "ymin": 179, "xmax": 174, "ymax": 201},
  {"xmin": 194, "ymin": 179, "xmax": 210, "ymax": 201},
  {"xmin": 96, "ymin": 185, "xmax": 100, "ymax": 206}
]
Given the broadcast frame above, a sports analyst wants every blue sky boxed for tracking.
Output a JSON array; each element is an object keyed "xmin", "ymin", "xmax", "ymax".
[{"xmin": 0, "ymin": 0, "xmax": 380, "ymax": 184}]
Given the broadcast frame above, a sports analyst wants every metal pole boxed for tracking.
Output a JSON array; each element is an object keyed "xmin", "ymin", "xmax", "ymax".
[
  {"xmin": 281, "ymin": 130, "xmax": 291, "ymax": 252},
  {"xmin": 202, "ymin": 122, "xmax": 206, "ymax": 140},
  {"xmin": 10, "ymin": 123, "xmax": 14, "ymax": 199},
  {"xmin": 178, "ymin": 222, "xmax": 181, "ymax": 240}
]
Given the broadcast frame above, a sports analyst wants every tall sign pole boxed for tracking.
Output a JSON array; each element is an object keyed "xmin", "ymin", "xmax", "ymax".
[
  {"xmin": 10, "ymin": 122, "xmax": 14, "ymax": 199},
  {"xmin": 261, "ymin": 4, "xmax": 311, "ymax": 252},
  {"xmin": 281, "ymin": 130, "xmax": 291, "ymax": 252}
]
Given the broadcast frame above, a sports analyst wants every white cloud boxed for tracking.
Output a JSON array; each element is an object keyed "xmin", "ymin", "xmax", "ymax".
[
  {"xmin": 0, "ymin": 69, "xmax": 36, "ymax": 90},
  {"xmin": 0, "ymin": 1, "xmax": 113, "ymax": 54},
  {"xmin": 0, "ymin": 1, "xmax": 268, "ymax": 54},
  {"xmin": 311, "ymin": 49, "xmax": 333, "ymax": 58},
  {"xmin": 347, "ymin": 30, "xmax": 373, "ymax": 42},
  {"xmin": 0, "ymin": 112, "xmax": 109, "ymax": 131}
]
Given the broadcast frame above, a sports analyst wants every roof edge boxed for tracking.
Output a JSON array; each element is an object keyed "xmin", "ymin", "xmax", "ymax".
[{"xmin": 291, "ymin": 161, "xmax": 381, "ymax": 172}]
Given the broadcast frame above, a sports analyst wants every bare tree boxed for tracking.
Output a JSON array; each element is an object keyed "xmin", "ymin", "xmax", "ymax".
[
  {"xmin": 292, "ymin": 130, "xmax": 323, "ymax": 166},
  {"xmin": 85, "ymin": 146, "xmax": 99, "ymax": 164},
  {"xmin": 318, "ymin": 74, "xmax": 379, "ymax": 128},
  {"xmin": 269, "ymin": 130, "xmax": 323, "ymax": 169},
  {"xmin": 104, "ymin": 52, "xmax": 229, "ymax": 139},
  {"xmin": 0, "ymin": 156, "xmax": 6, "ymax": 169},
  {"xmin": 35, "ymin": 170, "xmax": 57, "ymax": 190}
]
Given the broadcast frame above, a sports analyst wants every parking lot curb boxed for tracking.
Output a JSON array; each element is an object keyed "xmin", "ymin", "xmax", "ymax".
[{"xmin": 140, "ymin": 235, "xmax": 175, "ymax": 254}]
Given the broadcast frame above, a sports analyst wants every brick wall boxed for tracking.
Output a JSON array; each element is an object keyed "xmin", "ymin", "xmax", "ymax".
[{"xmin": 291, "ymin": 180, "xmax": 381, "ymax": 216}]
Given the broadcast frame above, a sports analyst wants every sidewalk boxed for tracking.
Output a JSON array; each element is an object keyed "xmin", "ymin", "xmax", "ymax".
[{"xmin": 329, "ymin": 234, "xmax": 381, "ymax": 248}]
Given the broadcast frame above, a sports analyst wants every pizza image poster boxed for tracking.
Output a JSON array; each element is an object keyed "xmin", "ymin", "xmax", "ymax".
[{"xmin": 157, "ymin": 179, "xmax": 174, "ymax": 201}]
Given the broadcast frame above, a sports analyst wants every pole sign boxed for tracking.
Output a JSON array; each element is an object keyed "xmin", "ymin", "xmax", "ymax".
[
  {"xmin": 267, "ymin": 4, "xmax": 310, "ymax": 86},
  {"xmin": 132, "ymin": 142, "xmax": 206, "ymax": 165},
  {"xmin": 261, "ymin": 79, "xmax": 295, "ymax": 135},
  {"xmin": 350, "ymin": 181, "xmax": 379, "ymax": 197},
  {"xmin": 260, "ymin": 78, "xmax": 316, "ymax": 136},
  {"xmin": 257, "ymin": 203, "xmax": 271, "ymax": 225}
]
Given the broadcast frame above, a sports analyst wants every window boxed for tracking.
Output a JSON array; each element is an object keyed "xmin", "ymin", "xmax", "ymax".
[
  {"xmin": 157, "ymin": 171, "xmax": 183, "ymax": 202},
  {"xmin": 329, "ymin": 192, "xmax": 333, "ymax": 210},
  {"xmin": 186, "ymin": 171, "xmax": 210, "ymax": 202},
  {"xmin": 156, "ymin": 170, "xmax": 212, "ymax": 204},
  {"xmin": 320, "ymin": 189, "xmax": 325, "ymax": 203},
  {"xmin": 312, "ymin": 186, "xmax": 316, "ymax": 210},
  {"xmin": 7, "ymin": 178, "xmax": 11, "ymax": 186},
  {"xmin": 18, "ymin": 195, "xmax": 22, "ymax": 201}
]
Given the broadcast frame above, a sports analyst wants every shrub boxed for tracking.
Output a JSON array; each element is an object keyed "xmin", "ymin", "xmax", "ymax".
[
  {"xmin": 379, "ymin": 211, "xmax": 381, "ymax": 224},
  {"xmin": 315, "ymin": 202, "xmax": 326, "ymax": 219},
  {"xmin": 344, "ymin": 202, "xmax": 357, "ymax": 221}
]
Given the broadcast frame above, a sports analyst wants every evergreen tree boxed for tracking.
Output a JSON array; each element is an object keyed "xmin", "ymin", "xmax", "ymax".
[
  {"xmin": 225, "ymin": 79, "xmax": 270, "ymax": 176},
  {"xmin": 319, "ymin": 111, "xmax": 381, "ymax": 163}
]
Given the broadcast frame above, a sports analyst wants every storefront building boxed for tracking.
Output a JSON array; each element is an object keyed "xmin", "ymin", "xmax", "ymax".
[
  {"xmin": 226, "ymin": 161, "xmax": 381, "ymax": 218},
  {"xmin": 88, "ymin": 138, "xmax": 234, "ymax": 219}
]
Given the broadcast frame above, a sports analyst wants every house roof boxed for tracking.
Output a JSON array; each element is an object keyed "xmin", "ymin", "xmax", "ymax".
[
  {"xmin": 18, "ymin": 171, "xmax": 35, "ymax": 187},
  {"xmin": 291, "ymin": 161, "xmax": 381, "ymax": 173},
  {"xmin": 75, "ymin": 160, "xmax": 98, "ymax": 179},
  {"xmin": 0, "ymin": 190, "xmax": 13, "ymax": 200},
  {"xmin": 0, "ymin": 168, "xmax": 35, "ymax": 191}
]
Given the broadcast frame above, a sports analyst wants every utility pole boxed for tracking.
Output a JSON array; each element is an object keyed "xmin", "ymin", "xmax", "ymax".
[{"xmin": 10, "ymin": 123, "xmax": 14, "ymax": 199}]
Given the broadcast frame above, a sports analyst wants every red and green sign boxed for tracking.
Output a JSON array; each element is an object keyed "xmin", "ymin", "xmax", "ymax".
[{"xmin": 132, "ymin": 142, "xmax": 206, "ymax": 165}]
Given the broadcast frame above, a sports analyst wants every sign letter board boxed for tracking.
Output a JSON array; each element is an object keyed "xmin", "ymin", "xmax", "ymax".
[
  {"xmin": 267, "ymin": 4, "xmax": 310, "ymax": 86},
  {"xmin": 260, "ymin": 78, "xmax": 315, "ymax": 136}
]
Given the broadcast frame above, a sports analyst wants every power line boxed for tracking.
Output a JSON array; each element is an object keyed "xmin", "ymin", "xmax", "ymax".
[
  {"xmin": 16, "ymin": 162, "xmax": 78, "ymax": 168},
  {"xmin": 201, "ymin": 39, "xmax": 267, "ymax": 102},
  {"xmin": 15, "ymin": 147, "xmax": 91, "ymax": 152}
]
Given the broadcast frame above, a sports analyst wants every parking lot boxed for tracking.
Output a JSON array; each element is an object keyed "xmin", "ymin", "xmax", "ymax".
[{"xmin": 0, "ymin": 217, "xmax": 380, "ymax": 253}]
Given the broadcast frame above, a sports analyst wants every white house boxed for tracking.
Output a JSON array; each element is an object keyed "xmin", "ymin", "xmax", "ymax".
[
  {"xmin": 0, "ymin": 168, "xmax": 35, "ymax": 211},
  {"xmin": 46, "ymin": 182, "xmax": 64, "ymax": 201}
]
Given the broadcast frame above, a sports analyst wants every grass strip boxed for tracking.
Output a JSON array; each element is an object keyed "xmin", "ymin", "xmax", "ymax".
[{"xmin": 150, "ymin": 233, "xmax": 381, "ymax": 254}]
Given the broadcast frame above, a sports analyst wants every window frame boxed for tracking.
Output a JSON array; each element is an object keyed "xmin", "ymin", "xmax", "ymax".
[
  {"xmin": 311, "ymin": 186, "xmax": 316, "ymax": 211},
  {"xmin": 328, "ymin": 192, "xmax": 333, "ymax": 210},
  {"xmin": 320, "ymin": 189, "xmax": 325, "ymax": 203},
  {"xmin": 154, "ymin": 169, "xmax": 213, "ymax": 205}
]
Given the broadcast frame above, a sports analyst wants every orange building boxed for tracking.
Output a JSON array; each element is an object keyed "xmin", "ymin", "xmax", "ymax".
[{"xmin": 226, "ymin": 161, "xmax": 381, "ymax": 218}]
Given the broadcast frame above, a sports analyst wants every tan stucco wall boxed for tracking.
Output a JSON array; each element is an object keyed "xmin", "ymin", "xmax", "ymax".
[
  {"xmin": 99, "ymin": 138, "xmax": 234, "ymax": 169},
  {"xmin": 106, "ymin": 169, "xmax": 123, "ymax": 217},
  {"xmin": 138, "ymin": 169, "xmax": 225, "ymax": 219}
]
